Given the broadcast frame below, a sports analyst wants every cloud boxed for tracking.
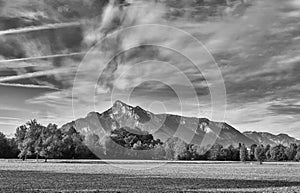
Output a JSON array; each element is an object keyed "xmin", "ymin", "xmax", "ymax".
[
  {"xmin": 0, "ymin": 122, "xmax": 20, "ymax": 126},
  {"xmin": 0, "ymin": 116, "xmax": 23, "ymax": 127},
  {"xmin": 268, "ymin": 104, "xmax": 300, "ymax": 116},
  {"xmin": 26, "ymin": 90, "xmax": 76, "ymax": 126}
]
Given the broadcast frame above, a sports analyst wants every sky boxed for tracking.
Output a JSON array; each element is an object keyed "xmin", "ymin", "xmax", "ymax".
[{"xmin": 0, "ymin": 0, "xmax": 299, "ymax": 138}]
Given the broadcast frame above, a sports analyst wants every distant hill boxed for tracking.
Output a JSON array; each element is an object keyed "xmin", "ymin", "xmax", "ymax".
[
  {"xmin": 243, "ymin": 131, "xmax": 300, "ymax": 147},
  {"xmin": 61, "ymin": 101, "xmax": 299, "ymax": 148}
]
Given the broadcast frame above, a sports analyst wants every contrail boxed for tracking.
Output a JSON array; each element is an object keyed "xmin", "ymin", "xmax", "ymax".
[
  {"xmin": 0, "ymin": 61, "xmax": 49, "ymax": 69},
  {"xmin": 0, "ymin": 68, "xmax": 68, "ymax": 83},
  {"xmin": 0, "ymin": 82, "xmax": 59, "ymax": 89},
  {"xmin": 0, "ymin": 22, "xmax": 81, "ymax": 36},
  {"xmin": 0, "ymin": 52, "xmax": 86, "ymax": 64},
  {"xmin": 0, "ymin": 116, "xmax": 21, "ymax": 121}
]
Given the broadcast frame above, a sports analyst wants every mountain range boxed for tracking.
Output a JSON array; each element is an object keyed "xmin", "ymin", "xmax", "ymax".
[{"xmin": 62, "ymin": 101, "xmax": 300, "ymax": 148}]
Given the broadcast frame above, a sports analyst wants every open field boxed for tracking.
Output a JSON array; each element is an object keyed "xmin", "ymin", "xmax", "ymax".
[{"xmin": 0, "ymin": 160, "xmax": 300, "ymax": 193}]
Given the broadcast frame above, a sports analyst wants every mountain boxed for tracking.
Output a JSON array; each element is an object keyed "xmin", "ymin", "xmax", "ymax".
[
  {"xmin": 62, "ymin": 100, "xmax": 259, "ymax": 147},
  {"xmin": 62, "ymin": 101, "xmax": 300, "ymax": 149},
  {"xmin": 243, "ymin": 131, "xmax": 300, "ymax": 147}
]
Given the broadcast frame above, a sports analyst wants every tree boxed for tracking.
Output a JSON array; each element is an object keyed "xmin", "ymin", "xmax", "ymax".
[
  {"xmin": 110, "ymin": 127, "xmax": 160, "ymax": 150},
  {"xmin": 164, "ymin": 138, "xmax": 175, "ymax": 160},
  {"xmin": 239, "ymin": 144, "xmax": 248, "ymax": 162},
  {"xmin": 270, "ymin": 144, "xmax": 287, "ymax": 161},
  {"xmin": 133, "ymin": 141, "xmax": 143, "ymax": 150},
  {"xmin": 208, "ymin": 144, "xmax": 223, "ymax": 161},
  {"xmin": 61, "ymin": 126, "xmax": 85, "ymax": 159},
  {"xmin": 7, "ymin": 138, "xmax": 19, "ymax": 158},
  {"xmin": 15, "ymin": 124, "xmax": 28, "ymax": 160},
  {"xmin": 265, "ymin": 149, "xmax": 272, "ymax": 161},
  {"xmin": 15, "ymin": 120, "xmax": 44, "ymax": 161},
  {"xmin": 152, "ymin": 144, "xmax": 165, "ymax": 160},
  {"xmin": 190, "ymin": 144, "xmax": 209, "ymax": 160},
  {"xmin": 39, "ymin": 124, "xmax": 63, "ymax": 162},
  {"xmin": 26, "ymin": 120, "xmax": 45, "ymax": 161},
  {"xmin": 163, "ymin": 137, "xmax": 188, "ymax": 160},
  {"xmin": 264, "ymin": 144, "xmax": 271, "ymax": 161},
  {"xmin": 255, "ymin": 145, "xmax": 266, "ymax": 164},
  {"xmin": 227, "ymin": 145, "xmax": 240, "ymax": 161},
  {"xmin": 219, "ymin": 148, "xmax": 230, "ymax": 161},
  {"xmin": 295, "ymin": 147, "xmax": 300, "ymax": 161},
  {"xmin": 174, "ymin": 138, "xmax": 188, "ymax": 160},
  {"xmin": 285, "ymin": 144, "xmax": 297, "ymax": 161},
  {"xmin": 249, "ymin": 144, "xmax": 257, "ymax": 161},
  {"xmin": 0, "ymin": 133, "xmax": 19, "ymax": 158},
  {"xmin": 0, "ymin": 132, "xmax": 10, "ymax": 158}
]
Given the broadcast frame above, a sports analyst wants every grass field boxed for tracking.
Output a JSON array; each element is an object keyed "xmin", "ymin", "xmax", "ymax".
[{"xmin": 0, "ymin": 160, "xmax": 300, "ymax": 193}]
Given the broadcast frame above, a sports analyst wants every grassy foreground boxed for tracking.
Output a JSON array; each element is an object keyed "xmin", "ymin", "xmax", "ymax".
[{"xmin": 0, "ymin": 160, "xmax": 300, "ymax": 193}]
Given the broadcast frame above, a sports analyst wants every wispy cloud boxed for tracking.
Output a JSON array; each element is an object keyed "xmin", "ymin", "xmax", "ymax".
[
  {"xmin": 0, "ymin": 116, "xmax": 23, "ymax": 127},
  {"xmin": 268, "ymin": 104, "xmax": 300, "ymax": 116}
]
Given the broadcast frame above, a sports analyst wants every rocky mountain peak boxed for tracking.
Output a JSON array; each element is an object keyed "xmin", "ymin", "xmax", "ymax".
[
  {"xmin": 113, "ymin": 100, "xmax": 129, "ymax": 107},
  {"xmin": 112, "ymin": 100, "xmax": 134, "ymax": 117}
]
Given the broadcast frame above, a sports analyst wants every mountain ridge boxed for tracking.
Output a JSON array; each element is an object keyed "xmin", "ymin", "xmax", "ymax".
[{"xmin": 61, "ymin": 101, "xmax": 299, "ymax": 147}]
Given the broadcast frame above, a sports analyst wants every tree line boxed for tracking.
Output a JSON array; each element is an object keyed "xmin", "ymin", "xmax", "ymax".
[
  {"xmin": 1, "ymin": 120, "xmax": 96, "ymax": 161},
  {"xmin": 168, "ymin": 141, "xmax": 300, "ymax": 164},
  {"xmin": 0, "ymin": 119, "xmax": 300, "ymax": 163}
]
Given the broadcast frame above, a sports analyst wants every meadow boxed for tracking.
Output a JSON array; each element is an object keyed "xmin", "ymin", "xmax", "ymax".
[{"xmin": 0, "ymin": 160, "xmax": 300, "ymax": 193}]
